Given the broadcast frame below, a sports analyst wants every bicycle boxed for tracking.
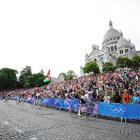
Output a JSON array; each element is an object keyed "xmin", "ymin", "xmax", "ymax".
[
  {"xmin": 70, "ymin": 103, "xmax": 98, "ymax": 121},
  {"xmin": 35, "ymin": 98, "xmax": 41, "ymax": 108},
  {"xmin": 31, "ymin": 98, "xmax": 41, "ymax": 108},
  {"xmin": 16, "ymin": 97, "xmax": 24, "ymax": 105},
  {"xmin": 4, "ymin": 96, "xmax": 9, "ymax": 103}
]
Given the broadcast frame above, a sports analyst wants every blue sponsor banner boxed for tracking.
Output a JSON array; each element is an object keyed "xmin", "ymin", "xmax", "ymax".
[
  {"xmin": 98, "ymin": 102, "xmax": 140, "ymax": 119},
  {"xmin": 41, "ymin": 98, "xmax": 56, "ymax": 106},
  {"xmin": 41, "ymin": 98, "xmax": 140, "ymax": 119},
  {"xmin": 12, "ymin": 96, "xmax": 19, "ymax": 100},
  {"xmin": 25, "ymin": 97, "xmax": 34, "ymax": 103},
  {"xmin": 40, "ymin": 98, "xmax": 79, "ymax": 109},
  {"xmin": 1, "ymin": 96, "xmax": 140, "ymax": 119}
]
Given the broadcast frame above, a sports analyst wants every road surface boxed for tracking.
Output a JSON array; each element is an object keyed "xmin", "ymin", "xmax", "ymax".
[{"xmin": 0, "ymin": 100, "xmax": 140, "ymax": 140}]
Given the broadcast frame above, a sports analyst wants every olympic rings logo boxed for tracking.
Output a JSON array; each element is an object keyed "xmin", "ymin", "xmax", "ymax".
[{"xmin": 111, "ymin": 106, "xmax": 126, "ymax": 114}]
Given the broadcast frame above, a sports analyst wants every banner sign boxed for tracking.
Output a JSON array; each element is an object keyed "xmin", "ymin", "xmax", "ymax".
[
  {"xmin": 40, "ymin": 98, "xmax": 79, "ymax": 109},
  {"xmin": 0, "ymin": 96, "xmax": 140, "ymax": 119},
  {"xmin": 98, "ymin": 102, "xmax": 140, "ymax": 119}
]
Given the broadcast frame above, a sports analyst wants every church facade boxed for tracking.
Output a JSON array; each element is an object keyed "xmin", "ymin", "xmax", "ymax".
[{"xmin": 85, "ymin": 21, "xmax": 140, "ymax": 70}]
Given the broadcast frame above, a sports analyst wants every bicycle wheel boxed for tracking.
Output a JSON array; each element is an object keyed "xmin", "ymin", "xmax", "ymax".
[
  {"xmin": 16, "ymin": 100, "xmax": 19, "ymax": 104},
  {"xmin": 86, "ymin": 107, "xmax": 98, "ymax": 121},
  {"xmin": 20, "ymin": 99, "xmax": 24, "ymax": 105},
  {"xmin": 31, "ymin": 99, "xmax": 35, "ymax": 106},
  {"xmin": 4, "ymin": 97, "xmax": 8, "ymax": 103},
  {"xmin": 36, "ymin": 100, "xmax": 40, "ymax": 108},
  {"xmin": 70, "ymin": 105, "xmax": 79, "ymax": 118}
]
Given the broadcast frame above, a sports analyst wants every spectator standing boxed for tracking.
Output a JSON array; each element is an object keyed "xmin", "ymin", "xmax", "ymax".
[
  {"xmin": 122, "ymin": 89, "xmax": 131, "ymax": 104},
  {"xmin": 114, "ymin": 91, "xmax": 121, "ymax": 103},
  {"xmin": 103, "ymin": 92, "xmax": 110, "ymax": 103},
  {"xmin": 132, "ymin": 91, "xmax": 140, "ymax": 104}
]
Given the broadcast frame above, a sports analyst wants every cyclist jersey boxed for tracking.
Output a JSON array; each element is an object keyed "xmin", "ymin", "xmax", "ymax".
[
  {"xmin": 8, "ymin": 94, "xmax": 11, "ymax": 97},
  {"xmin": 81, "ymin": 94, "xmax": 89, "ymax": 100},
  {"xmin": 35, "ymin": 93, "xmax": 41, "ymax": 99}
]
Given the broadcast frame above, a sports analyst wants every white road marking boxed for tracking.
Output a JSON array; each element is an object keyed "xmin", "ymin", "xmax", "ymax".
[
  {"xmin": 14, "ymin": 128, "xmax": 23, "ymax": 133},
  {"xmin": 2, "ymin": 121, "xmax": 23, "ymax": 133},
  {"xmin": 30, "ymin": 137, "xmax": 38, "ymax": 140},
  {"xmin": 2, "ymin": 121, "xmax": 9, "ymax": 125}
]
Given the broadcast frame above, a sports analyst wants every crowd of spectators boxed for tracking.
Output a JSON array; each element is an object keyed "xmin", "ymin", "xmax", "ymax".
[{"xmin": 0, "ymin": 70, "xmax": 140, "ymax": 104}]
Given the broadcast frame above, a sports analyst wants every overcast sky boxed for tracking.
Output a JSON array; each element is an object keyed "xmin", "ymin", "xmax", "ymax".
[{"xmin": 0, "ymin": 0, "xmax": 140, "ymax": 77}]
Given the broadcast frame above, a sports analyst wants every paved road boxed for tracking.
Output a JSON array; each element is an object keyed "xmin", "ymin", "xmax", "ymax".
[{"xmin": 0, "ymin": 101, "xmax": 140, "ymax": 140}]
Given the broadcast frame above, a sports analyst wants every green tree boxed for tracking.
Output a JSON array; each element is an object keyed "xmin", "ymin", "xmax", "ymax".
[
  {"xmin": 102, "ymin": 62, "xmax": 116, "ymax": 73},
  {"xmin": 58, "ymin": 70, "xmax": 76, "ymax": 81},
  {"xmin": 83, "ymin": 61, "xmax": 100, "ymax": 74},
  {"xmin": 28, "ymin": 73, "xmax": 45, "ymax": 88},
  {"xmin": 0, "ymin": 72, "xmax": 8, "ymax": 90},
  {"xmin": 19, "ymin": 66, "xmax": 32, "ymax": 87},
  {"xmin": 66, "ymin": 74, "xmax": 73, "ymax": 80},
  {"xmin": 0, "ymin": 68, "xmax": 18, "ymax": 90},
  {"xmin": 116, "ymin": 57, "xmax": 131, "ymax": 68},
  {"xmin": 58, "ymin": 72, "xmax": 67, "ymax": 80},
  {"xmin": 67, "ymin": 70, "xmax": 76, "ymax": 76},
  {"xmin": 131, "ymin": 55, "xmax": 140, "ymax": 70},
  {"xmin": 66, "ymin": 70, "xmax": 76, "ymax": 80}
]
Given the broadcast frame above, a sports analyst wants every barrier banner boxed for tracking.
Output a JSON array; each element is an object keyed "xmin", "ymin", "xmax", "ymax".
[
  {"xmin": 98, "ymin": 102, "xmax": 140, "ymax": 119},
  {"xmin": 63, "ymin": 99, "xmax": 80, "ymax": 109},
  {"xmin": 1, "ymin": 96, "xmax": 139, "ymax": 119},
  {"xmin": 11, "ymin": 96, "xmax": 18, "ymax": 100},
  {"xmin": 41, "ymin": 98, "xmax": 79, "ymax": 109},
  {"xmin": 0, "ymin": 96, "xmax": 16, "ymax": 100},
  {"xmin": 26, "ymin": 97, "xmax": 33, "ymax": 103}
]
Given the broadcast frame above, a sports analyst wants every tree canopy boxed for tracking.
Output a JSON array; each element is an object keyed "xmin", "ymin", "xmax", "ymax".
[
  {"xmin": 116, "ymin": 57, "xmax": 131, "ymax": 68},
  {"xmin": 25, "ymin": 73, "xmax": 46, "ymax": 88},
  {"xmin": 131, "ymin": 55, "xmax": 140, "ymax": 70},
  {"xmin": 0, "ymin": 68, "xmax": 18, "ymax": 90},
  {"xmin": 58, "ymin": 70, "xmax": 76, "ymax": 81},
  {"xmin": 83, "ymin": 61, "xmax": 100, "ymax": 74},
  {"xmin": 102, "ymin": 62, "xmax": 116, "ymax": 73},
  {"xmin": 116, "ymin": 55, "xmax": 140, "ymax": 70},
  {"xmin": 66, "ymin": 70, "xmax": 76, "ymax": 80},
  {"xmin": 19, "ymin": 66, "xmax": 32, "ymax": 87},
  {"xmin": 58, "ymin": 72, "xmax": 67, "ymax": 80}
]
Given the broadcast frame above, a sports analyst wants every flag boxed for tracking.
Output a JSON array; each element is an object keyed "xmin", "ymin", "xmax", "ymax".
[
  {"xmin": 45, "ymin": 69, "xmax": 50, "ymax": 77},
  {"xmin": 44, "ymin": 78, "xmax": 50, "ymax": 83},
  {"xmin": 44, "ymin": 69, "xmax": 51, "ymax": 83}
]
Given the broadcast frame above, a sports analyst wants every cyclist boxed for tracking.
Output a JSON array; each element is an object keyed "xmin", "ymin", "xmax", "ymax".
[
  {"xmin": 21, "ymin": 92, "xmax": 26, "ymax": 99},
  {"xmin": 16, "ymin": 92, "xmax": 21, "ymax": 104},
  {"xmin": 4, "ymin": 92, "xmax": 11, "ymax": 102},
  {"xmin": 78, "ymin": 89, "xmax": 94, "ymax": 117},
  {"xmin": 34, "ymin": 92, "xmax": 41, "ymax": 107},
  {"xmin": 17, "ymin": 92, "xmax": 25, "ymax": 104},
  {"xmin": 4, "ymin": 94, "xmax": 8, "ymax": 102}
]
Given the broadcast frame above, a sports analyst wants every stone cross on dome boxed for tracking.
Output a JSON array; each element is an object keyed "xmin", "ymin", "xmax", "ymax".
[
  {"xmin": 109, "ymin": 20, "xmax": 113, "ymax": 28},
  {"xmin": 120, "ymin": 30, "xmax": 123, "ymax": 37}
]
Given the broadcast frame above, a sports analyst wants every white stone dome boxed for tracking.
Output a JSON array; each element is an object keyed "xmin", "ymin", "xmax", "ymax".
[
  {"xmin": 117, "ymin": 37, "xmax": 130, "ymax": 49},
  {"xmin": 103, "ymin": 20, "xmax": 120, "ymax": 43},
  {"xmin": 103, "ymin": 28, "xmax": 120, "ymax": 42}
]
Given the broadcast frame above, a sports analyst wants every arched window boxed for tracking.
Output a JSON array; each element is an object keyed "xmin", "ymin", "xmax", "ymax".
[
  {"xmin": 108, "ymin": 47, "xmax": 110, "ymax": 52},
  {"xmin": 114, "ymin": 46, "xmax": 117, "ymax": 51},
  {"xmin": 120, "ymin": 50, "xmax": 123, "ymax": 54},
  {"xmin": 125, "ymin": 49, "xmax": 128, "ymax": 53},
  {"xmin": 111, "ymin": 46, "xmax": 113, "ymax": 52}
]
